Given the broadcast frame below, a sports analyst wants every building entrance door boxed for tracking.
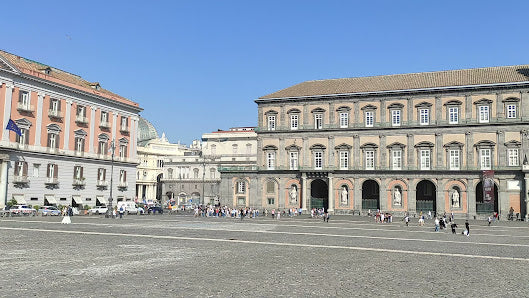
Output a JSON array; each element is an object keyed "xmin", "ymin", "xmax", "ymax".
[
  {"xmin": 416, "ymin": 180, "xmax": 436, "ymax": 214},
  {"xmin": 362, "ymin": 180, "xmax": 380, "ymax": 210},
  {"xmin": 310, "ymin": 179, "xmax": 328, "ymax": 211},
  {"xmin": 475, "ymin": 181, "xmax": 499, "ymax": 214}
]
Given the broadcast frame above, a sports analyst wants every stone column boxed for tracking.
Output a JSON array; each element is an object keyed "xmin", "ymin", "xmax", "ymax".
[
  {"xmin": 407, "ymin": 133, "xmax": 415, "ymax": 170},
  {"xmin": 407, "ymin": 98, "xmax": 413, "ymax": 125},
  {"xmin": 0, "ymin": 158, "xmax": 9, "ymax": 208},
  {"xmin": 353, "ymin": 134, "xmax": 360, "ymax": 170},
  {"xmin": 279, "ymin": 137, "xmax": 285, "ymax": 170},
  {"xmin": 34, "ymin": 92, "xmax": 44, "ymax": 147},
  {"xmin": 2, "ymin": 84, "xmax": 13, "ymax": 143},
  {"xmin": 353, "ymin": 101, "xmax": 359, "ymax": 127},
  {"xmin": 467, "ymin": 178, "xmax": 476, "ymax": 218},
  {"xmin": 301, "ymin": 173, "xmax": 308, "ymax": 211},
  {"xmin": 63, "ymin": 100, "xmax": 72, "ymax": 150},
  {"xmin": 435, "ymin": 133, "xmax": 443, "ymax": 170},
  {"xmin": 496, "ymin": 130, "xmax": 505, "ymax": 167},
  {"xmin": 498, "ymin": 179, "xmax": 508, "ymax": 219},
  {"xmin": 380, "ymin": 99, "xmax": 386, "ymax": 126},
  {"xmin": 435, "ymin": 96, "xmax": 442, "ymax": 124},
  {"xmin": 256, "ymin": 137, "xmax": 262, "ymax": 168},
  {"xmin": 328, "ymin": 102, "xmax": 335, "ymax": 127},
  {"xmin": 328, "ymin": 135, "xmax": 334, "ymax": 167},
  {"xmin": 303, "ymin": 103, "xmax": 309, "ymax": 128},
  {"xmin": 112, "ymin": 112, "xmax": 118, "ymax": 141},
  {"xmin": 465, "ymin": 95, "xmax": 472, "ymax": 123},
  {"xmin": 465, "ymin": 131, "xmax": 473, "ymax": 170},
  {"xmin": 379, "ymin": 178, "xmax": 387, "ymax": 211},
  {"xmin": 379, "ymin": 134, "xmax": 386, "ymax": 168},
  {"xmin": 436, "ymin": 179, "xmax": 445, "ymax": 215},
  {"xmin": 407, "ymin": 179, "xmax": 416, "ymax": 214},
  {"xmin": 521, "ymin": 91, "xmax": 529, "ymax": 120},
  {"xmin": 327, "ymin": 174, "xmax": 334, "ymax": 213},
  {"xmin": 496, "ymin": 93, "xmax": 504, "ymax": 120},
  {"xmin": 354, "ymin": 178, "xmax": 362, "ymax": 211},
  {"xmin": 302, "ymin": 137, "xmax": 309, "ymax": 168}
]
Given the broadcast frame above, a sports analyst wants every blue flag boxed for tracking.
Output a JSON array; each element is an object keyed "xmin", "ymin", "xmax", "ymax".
[{"xmin": 6, "ymin": 119, "xmax": 22, "ymax": 136}]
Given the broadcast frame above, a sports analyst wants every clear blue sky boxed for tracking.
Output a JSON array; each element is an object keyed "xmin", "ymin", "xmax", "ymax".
[{"xmin": 3, "ymin": 1, "xmax": 529, "ymax": 144}]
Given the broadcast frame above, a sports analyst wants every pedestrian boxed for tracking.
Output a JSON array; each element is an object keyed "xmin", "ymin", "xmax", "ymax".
[
  {"xmin": 488, "ymin": 216, "xmax": 492, "ymax": 226},
  {"xmin": 428, "ymin": 210, "xmax": 432, "ymax": 219},
  {"xmin": 465, "ymin": 220, "xmax": 470, "ymax": 236},
  {"xmin": 61, "ymin": 205, "xmax": 71, "ymax": 224},
  {"xmin": 434, "ymin": 217, "xmax": 440, "ymax": 232},
  {"xmin": 276, "ymin": 210, "xmax": 280, "ymax": 220},
  {"xmin": 418, "ymin": 215, "xmax": 425, "ymax": 226},
  {"xmin": 323, "ymin": 211, "xmax": 328, "ymax": 222},
  {"xmin": 450, "ymin": 222, "xmax": 458, "ymax": 234},
  {"xmin": 404, "ymin": 215, "xmax": 409, "ymax": 226},
  {"xmin": 325, "ymin": 212, "xmax": 330, "ymax": 222},
  {"xmin": 119, "ymin": 206, "xmax": 124, "ymax": 219}
]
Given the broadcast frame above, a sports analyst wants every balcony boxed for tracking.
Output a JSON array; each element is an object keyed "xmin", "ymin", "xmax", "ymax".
[
  {"xmin": 75, "ymin": 115, "xmax": 88, "ymax": 124},
  {"xmin": 97, "ymin": 180, "xmax": 108, "ymax": 189},
  {"xmin": 118, "ymin": 182, "xmax": 128, "ymax": 190},
  {"xmin": 13, "ymin": 175, "xmax": 29, "ymax": 184},
  {"xmin": 99, "ymin": 121, "xmax": 110, "ymax": 129},
  {"xmin": 72, "ymin": 178, "xmax": 86, "ymax": 186},
  {"xmin": 48, "ymin": 109, "xmax": 63, "ymax": 119},
  {"xmin": 119, "ymin": 125, "xmax": 129, "ymax": 133},
  {"xmin": 45, "ymin": 177, "xmax": 59, "ymax": 185},
  {"xmin": 17, "ymin": 103, "xmax": 34, "ymax": 113}
]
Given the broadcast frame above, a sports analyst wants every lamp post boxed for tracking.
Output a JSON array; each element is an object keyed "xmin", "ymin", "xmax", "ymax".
[{"xmin": 106, "ymin": 139, "xmax": 116, "ymax": 218}]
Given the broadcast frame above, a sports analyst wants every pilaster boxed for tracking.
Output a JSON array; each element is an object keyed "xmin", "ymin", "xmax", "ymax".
[
  {"xmin": 467, "ymin": 178, "xmax": 476, "ymax": 216},
  {"xmin": 301, "ymin": 173, "xmax": 308, "ymax": 211},
  {"xmin": 496, "ymin": 130, "xmax": 505, "ymax": 167},
  {"xmin": 379, "ymin": 178, "xmax": 387, "ymax": 211},
  {"xmin": 496, "ymin": 93, "xmax": 504, "ymax": 120},
  {"xmin": 436, "ymin": 179, "xmax": 445, "ymax": 215},
  {"xmin": 353, "ymin": 134, "xmax": 360, "ymax": 170},
  {"xmin": 63, "ymin": 99, "xmax": 73, "ymax": 150},
  {"xmin": 2, "ymin": 84, "xmax": 13, "ymax": 142},
  {"xmin": 353, "ymin": 178, "xmax": 362, "ymax": 211},
  {"xmin": 465, "ymin": 95, "xmax": 472, "ymax": 122},
  {"xmin": 89, "ymin": 106, "xmax": 96, "ymax": 153},
  {"xmin": 435, "ymin": 133, "xmax": 442, "ymax": 169},
  {"xmin": 435, "ymin": 96, "xmax": 442, "ymax": 124},
  {"xmin": 34, "ymin": 92, "xmax": 44, "ymax": 146},
  {"xmin": 0, "ymin": 158, "xmax": 9, "ymax": 208},
  {"xmin": 379, "ymin": 134, "xmax": 386, "ymax": 168},
  {"xmin": 407, "ymin": 133, "xmax": 415, "ymax": 169},
  {"xmin": 327, "ymin": 174, "xmax": 334, "ymax": 212},
  {"xmin": 465, "ymin": 131, "xmax": 473, "ymax": 169},
  {"xmin": 328, "ymin": 135, "xmax": 334, "ymax": 166}
]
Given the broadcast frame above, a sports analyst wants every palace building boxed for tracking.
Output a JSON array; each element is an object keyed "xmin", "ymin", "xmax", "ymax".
[
  {"xmin": 0, "ymin": 50, "xmax": 141, "ymax": 209},
  {"xmin": 219, "ymin": 65, "xmax": 529, "ymax": 219}
]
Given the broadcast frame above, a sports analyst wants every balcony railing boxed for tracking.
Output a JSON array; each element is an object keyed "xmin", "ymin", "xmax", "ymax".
[
  {"xmin": 72, "ymin": 179, "xmax": 86, "ymax": 186},
  {"xmin": 97, "ymin": 180, "xmax": 108, "ymax": 188},
  {"xmin": 48, "ymin": 109, "xmax": 63, "ymax": 119},
  {"xmin": 119, "ymin": 125, "xmax": 129, "ymax": 133},
  {"xmin": 75, "ymin": 115, "xmax": 88, "ymax": 124},
  {"xmin": 17, "ymin": 103, "xmax": 34, "ymax": 112},
  {"xmin": 99, "ymin": 121, "xmax": 110, "ymax": 129},
  {"xmin": 45, "ymin": 177, "xmax": 59, "ymax": 185},
  {"xmin": 118, "ymin": 182, "xmax": 128, "ymax": 189},
  {"xmin": 13, "ymin": 175, "xmax": 29, "ymax": 183}
]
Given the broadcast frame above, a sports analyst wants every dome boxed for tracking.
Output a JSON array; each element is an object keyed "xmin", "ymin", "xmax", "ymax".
[{"xmin": 137, "ymin": 117, "xmax": 159, "ymax": 147}]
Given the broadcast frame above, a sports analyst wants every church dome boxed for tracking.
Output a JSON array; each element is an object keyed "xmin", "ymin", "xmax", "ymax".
[{"xmin": 137, "ymin": 117, "xmax": 159, "ymax": 147}]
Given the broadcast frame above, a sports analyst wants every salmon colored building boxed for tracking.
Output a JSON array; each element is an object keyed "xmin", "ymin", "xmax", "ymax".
[{"xmin": 0, "ymin": 50, "xmax": 141, "ymax": 209}]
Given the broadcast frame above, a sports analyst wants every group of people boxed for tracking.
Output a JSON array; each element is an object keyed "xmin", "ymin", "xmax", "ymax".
[{"xmin": 367, "ymin": 209, "xmax": 393, "ymax": 223}]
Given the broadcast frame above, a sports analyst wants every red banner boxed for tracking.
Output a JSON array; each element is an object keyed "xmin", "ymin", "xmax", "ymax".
[{"xmin": 482, "ymin": 170, "xmax": 495, "ymax": 204}]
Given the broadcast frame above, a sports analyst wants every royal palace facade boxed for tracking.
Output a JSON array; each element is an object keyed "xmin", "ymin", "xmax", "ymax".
[{"xmin": 220, "ymin": 65, "xmax": 529, "ymax": 219}]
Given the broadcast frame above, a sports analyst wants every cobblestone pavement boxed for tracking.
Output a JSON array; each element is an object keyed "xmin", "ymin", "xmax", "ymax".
[{"xmin": 1, "ymin": 214, "xmax": 528, "ymax": 297}]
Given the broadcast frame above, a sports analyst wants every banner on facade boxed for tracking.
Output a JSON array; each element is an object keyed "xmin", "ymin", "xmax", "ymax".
[{"xmin": 482, "ymin": 170, "xmax": 495, "ymax": 204}]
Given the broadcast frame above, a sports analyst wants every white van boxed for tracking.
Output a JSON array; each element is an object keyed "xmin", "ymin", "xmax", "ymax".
[{"xmin": 117, "ymin": 201, "xmax": 139, "ymax": 215}]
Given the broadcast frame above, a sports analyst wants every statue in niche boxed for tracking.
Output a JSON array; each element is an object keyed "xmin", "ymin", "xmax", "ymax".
[
  {"xmin": 341, "ymin": 186, "xmax": 348, "ymax": 205},
  {"xmin": 451, "ymin": 189, "xmax": 460, "ymax": 208},
  {"xmin": 289, "ymin": 185, "xmax": 297, "ymax": 203},
  {"xmin": 393, "ymin": 188, "xmax": 402, "ymax": 206}
]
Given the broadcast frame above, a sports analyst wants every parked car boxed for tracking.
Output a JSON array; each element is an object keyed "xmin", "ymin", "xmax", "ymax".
[
  {"xmin": 39, "ymin": 206, "xmax": 61, "ymax": 216},
  {"xmin": 9, "ymin": 205, "xmax": 37, "ymax": 216},
  {"xmin": 89, "ymin": 205, "xmax": 108, "ymax": 215},
  {"xmin": 117, "ymin": 202, "xmax": 139, "ymax": 215},
  {"xmin": 147, "ymin": 205, "xmax": 163, "ymax": 214}
]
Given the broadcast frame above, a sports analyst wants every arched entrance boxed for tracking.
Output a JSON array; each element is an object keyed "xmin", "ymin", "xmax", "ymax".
[
  {"xmin": 416, "ymin": 180, "xmax": 436, "ymax": 214},
  {"xmin": 475, "ymin": 181, "xmax": 499, "ymax": 214},
  {"xmin": 310, "ymin": 179, "xmax": 328, "ymax": 211},
  {"xmin": 362, "ymin": 180, "xmax": 380, "ymax": 210},
  {"xmin": 191, "ymin": 192, "xmax": 201, "ymax": 205}
]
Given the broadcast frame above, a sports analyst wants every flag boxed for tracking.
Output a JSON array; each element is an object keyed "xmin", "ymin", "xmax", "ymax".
[{"xmin": 6, "ymin": 119, "xmax": 22, "ymax": 136}]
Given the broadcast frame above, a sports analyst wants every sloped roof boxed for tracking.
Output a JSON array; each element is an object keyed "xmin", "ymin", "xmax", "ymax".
[
  {"xmin": 0, "ymin": 50, "xmax": 139, "ymax": 108},
  {"xmin": 259, "ymin": 65, "xmax": 529, "ymax": 99}
]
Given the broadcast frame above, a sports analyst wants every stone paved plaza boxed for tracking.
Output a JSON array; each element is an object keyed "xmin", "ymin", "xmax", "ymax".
[{"xmin": 1, "ymin": 213, "xmax": 528, "ymax": 297}]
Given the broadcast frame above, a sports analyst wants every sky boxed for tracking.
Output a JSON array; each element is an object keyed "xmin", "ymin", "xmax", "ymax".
[{"xmin": 2, "ymin": 0, "xmax": 529, "ymax": 145}]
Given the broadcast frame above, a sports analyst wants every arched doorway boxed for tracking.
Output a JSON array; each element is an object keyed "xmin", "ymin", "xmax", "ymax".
[
  {"xmin": 191, "ymin": 192, "xmax": 201, "ymax": 205},
  {"xmin": 362, "ymin": 180, "xmax": 380, "ymax": 210},
  {"xmin": 475, "ymin": 181, "xmax": 499, "ymax": 214},
  {"xmin": 416, "ymin": 180, "xmax": 436, "ymax": 214},
  {"xmin": 310, "ymin": 179, "xmax": 328, "ymax": 211}
]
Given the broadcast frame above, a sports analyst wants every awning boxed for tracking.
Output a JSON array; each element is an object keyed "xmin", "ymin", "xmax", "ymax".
[
  {"xmin": 72, "ymin": 196, "xmax": 83, "ymax": 204},
  {"xmin": 97, "ymin": 196, "xmax": 109, "ymax": 205},
  {"xmin": 13, "ymin": 195, "xmax": 26, "ymax": 204},
  {"xmin": 44, "ymin": 195, "xmax": 57, "ymax": 205}
]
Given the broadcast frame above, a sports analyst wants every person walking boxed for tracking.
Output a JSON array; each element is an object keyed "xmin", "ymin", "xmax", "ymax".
[
  {"xmin": 465, "ymin": 220, "xmax": 470, "ymax": 236},
  {"xmin": 450, "ymin": 222, "xmax": 458, "ymax": 234},
  {"xmin": 404, "ymin": 215, "xmax": 409, "ymax": 226},
  {"xmin": 488, "ymin": 216, "xmax": 492, "ymax": 226},
  {"xmin": 434, "ymin": 217, "xmax": 440, "ymax": 232},
  {"xmin": 119, "ymin": 205, "xmax": 124, "ymax": 219}
]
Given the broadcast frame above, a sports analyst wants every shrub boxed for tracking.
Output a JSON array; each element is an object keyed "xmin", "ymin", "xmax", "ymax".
[{"xmin": 6, "ymin": 199, "xmax": 17, "ymax": 207}]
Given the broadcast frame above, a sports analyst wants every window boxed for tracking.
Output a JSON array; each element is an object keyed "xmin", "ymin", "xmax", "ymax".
[
  {"xmin": 119, "ymin": 170, "xmax": 127, "ymax": 183},
  {"xmin": 314, "ymin": 114, "xmax": 323, "ymax": 129},
  {"xmin": 339, "ymin": 151, "xmax": 349, "ymax": 170},
  {"xmin": 237, "ymin": 181, "xmax": 246, "ymax": 193},
  {"xmin": 14, "ymin": 161, "xmax": 27, "ymax": 177},
  {"xmin": 49, "ymin": 99, "xmax": 61, "ymax": 117},
  {"xmin": 267, "ymin": 181, "xmax": 275, "ymax": 193},
  {"xmin": 392, "ymin": 150, "xmax": 402, "ymax": 170},
  {"xmin": 19, "ymin": 91, "xmax": 30, "ymax": 108},
  {"xmin": 365, "ymin": 111, "xmax": 374, "ymax": 127},
  {"xmin": 98, "ymin": 168, "xmax": 106, "ymax": 181},
  {"xmin": 420, "ymin": 150, "xmax": 431, "ymax": 170},
  {"xmin": 101, "ymin": 111, "xmax": 108, "ymax": 123},
  {"xmin": 290, "ymin": 114, "xmax": 298, "ymax": 130},
  {"xmin": 120, "ymin": 144, "xmax": 127, "ymax": 159},
  {"xmin": 210, "ymin": 168, "xmax": 216, "ymax": 179},
  {"xmin": 16, "ymin": 128, "xmax": 29, "ymax": 146},
  {"xmin": 391, "ymin": 110, "xmax": 401, "ymax": 126},
  {"xmin": 76, "ymin": 105, "xmax": 87, "ymax": 123},
  {"xmin": 339, "ymin": 112, "xmax": 349, "ymax": 128},
  {"xmin": 314, "ymin": 151, "xmax": 323, "ymax": 169},
  {"xmin": 47, "ymin": 164, "xmax": 57, "ymax": 178},
  {"xmin": 508, "ymin": 149, "xmax": 519, "ymax": 166},
  {"xmin": 74, "ymin": 166, "xmax": 83, "ymax": 180},
  {"xmin": 419, "ymin": 109, "xmax": 429, "ymax": 125},
  {"xmin": 289, "ymin": 151, "xmax": 298, "ymax": 170},
  {"xmin": 232, "ymin": 144, "xmax": 238, "ymax": 154},
  {"xmin": 237, "ymin": 197, "xmax": 246, "ymax": 206},
  {"xmin": 267, "ymin": 115, "xmax": 276, "ymax": 131},
  {"xmin": 120, "ymin": 116, "xmax": 128, "ymax": 131},
  {"xmin": 479, "ymin": 106, "xmax": 490, "ymax": 123},
  {"xmin": 98, "ymin": 141, "xmax": 107, "ymax": 155},
  {"xmin": 47, "ymin": 133, "xmax": 59, "ymax": 150},
  {"xmin": 193, "ymin": 168, "xmax": 199, "ymax": 179},
  {"xmin": 506, "ymin": 104, "xmax": 517, "ymax": 119},
  {"xmin": 211, "ymin": 144, "xmax": 216, "ymax": 156},
  {"xmin": 365, "ymin": 151, "xmax": 375, "ymax": 170},
  {"xmin": 267, "ymin": 152, "xmax": 275, "ymax": 170},
  {"xmin": 267, "ymin": 198, "xmax": 275, "ymax": 205},
  {"xmin": 33, "ymin": 164, "xmax": 39, "ymax": 177},
  {"xmin": 448, "ymin": 107, "xmax": 459, "ymax": 124},
  {"xmin": 480, "ymin": 148, "xmax": 491, "ymax": 169},
  {"xmin": 75, "ymin": 137, "xmax": 85, "ymax": 153},
  {"xmin": 449, "ymin": 150, "xmax": 460, "ymax": 170}
]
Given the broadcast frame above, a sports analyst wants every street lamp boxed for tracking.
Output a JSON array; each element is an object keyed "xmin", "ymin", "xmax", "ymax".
[{"xmin": 106, "ymin": 139, "xmax": 116, "ymax": 218}]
